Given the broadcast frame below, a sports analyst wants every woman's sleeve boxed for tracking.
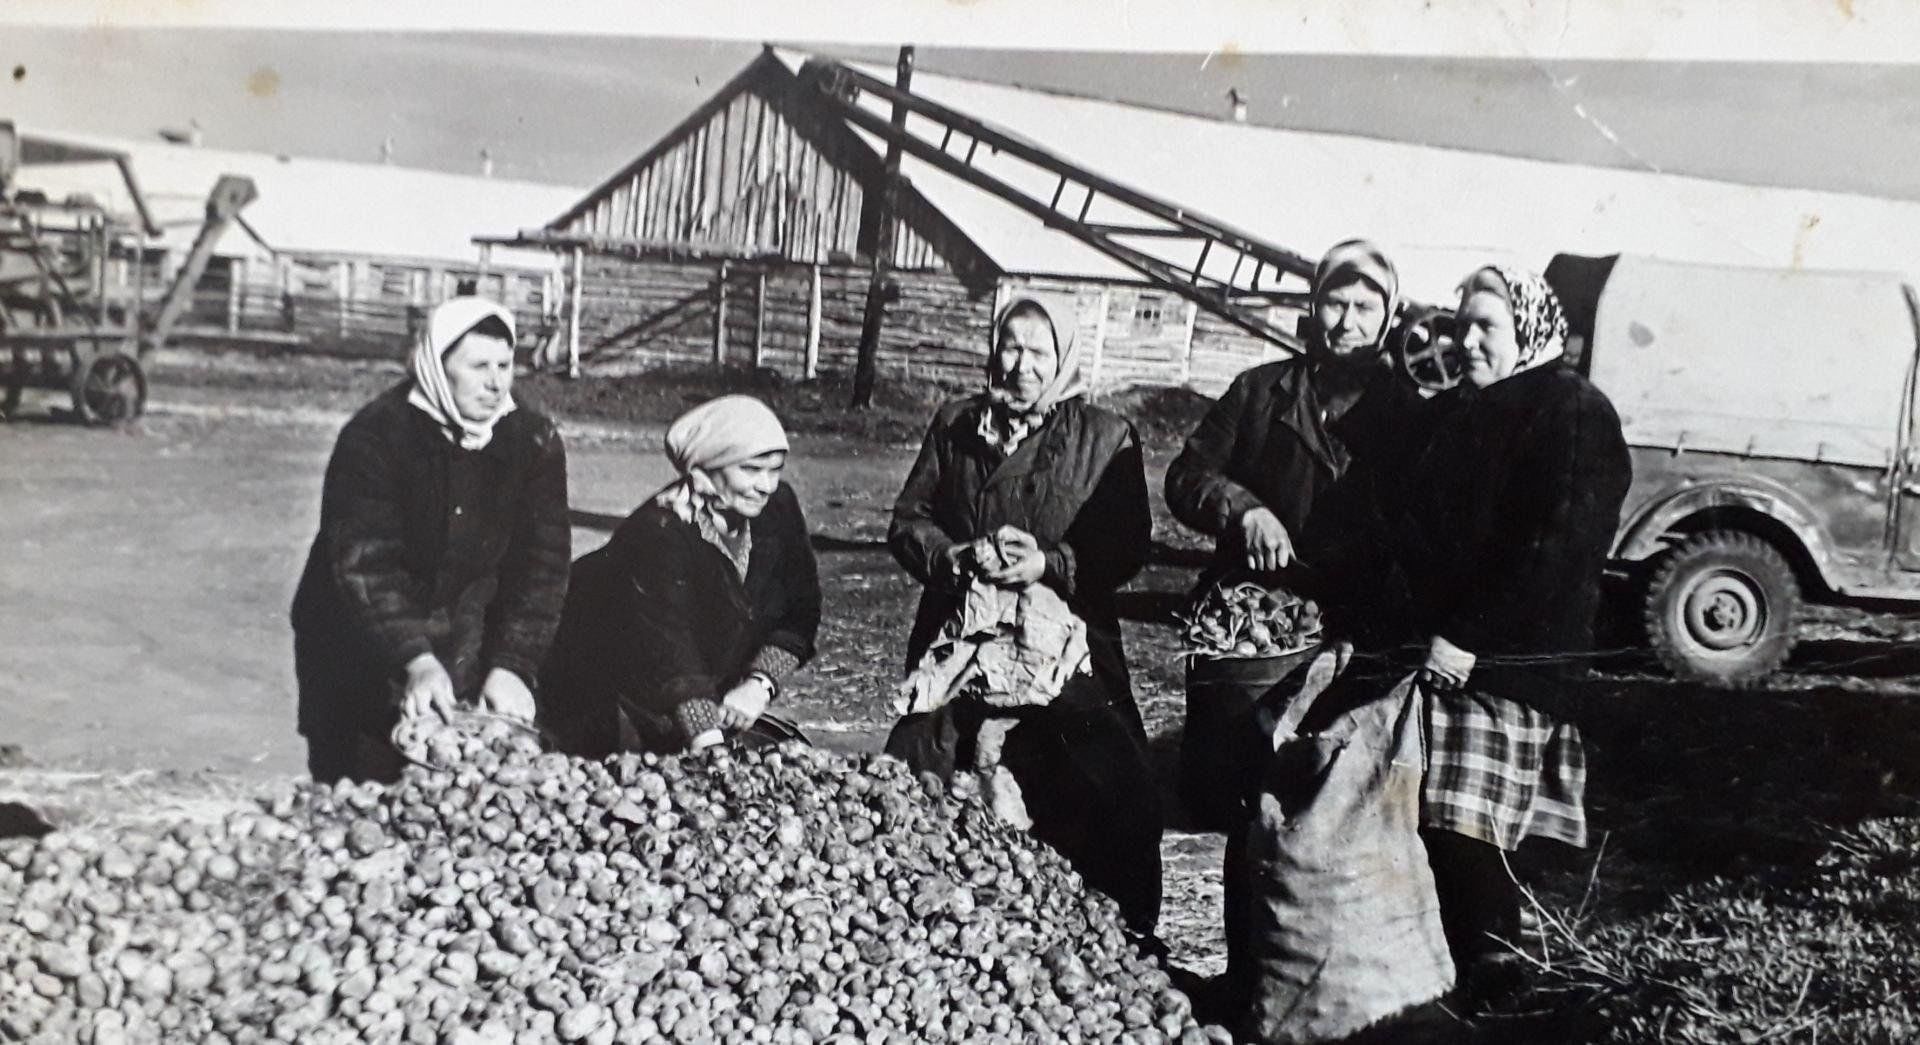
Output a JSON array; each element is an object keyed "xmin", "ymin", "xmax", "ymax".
[
  {"xmin": 1438, "ymin": 389, "xmax": 1632, "ymax": 655},
  {"xmin": 322, "ymin": 420, "xmax": 432, "ymax": 670},
  {"xmin": 753, "ymin": 485, "xmax": 821, "ymax": 677},
  {"xmin": 1165, "ymin": 369, "xmax": 1264, "ymax": 537},
  {"xmin": 486, "ymin": 422, "xmax": 573, "ymax": 684},
  {"xmin": 1044, "ymin": 428, "xmax": 1153, "ymax": 599},
  {"xmin": 889, "ymin": 411, "xmax": 962, "ymax": 590},
  {"xmin": 609, "ymin": 532, "xmax": 723, "ymax": 733}
]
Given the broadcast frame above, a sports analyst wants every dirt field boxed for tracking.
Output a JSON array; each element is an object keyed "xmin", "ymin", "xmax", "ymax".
[
  {"xmin": 0, "ymin": 358, "xmax": 1232, "ymax": 974},
  {"xmin": 10, "ymin": 354, "xmax": 1920, "ymax": 1030}
]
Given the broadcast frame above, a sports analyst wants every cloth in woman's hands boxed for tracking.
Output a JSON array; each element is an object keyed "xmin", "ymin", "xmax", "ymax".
[{"xmin": 897, "ymin": 578, "xmax": 1090, "ymax": 715}]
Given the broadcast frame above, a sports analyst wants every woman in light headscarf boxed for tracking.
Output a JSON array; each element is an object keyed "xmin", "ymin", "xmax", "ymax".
[
  {"xmin": 887, "ymin": 297, "xmax": 1162, "ymax": 939},
  {"xmin": 540, "ymin": 395, "xmax": 820, "ymax": 756},
  {"xmin": 1384, "ymin": 265, "xmax": 1631, "ymax": 1001},
  {"xmin": 292, "ymin": 297, "xmax": 571, "ymax": 784}
]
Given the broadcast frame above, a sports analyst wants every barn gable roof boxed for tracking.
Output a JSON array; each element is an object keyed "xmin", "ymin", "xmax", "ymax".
[{"xmin": 544, "ymin": 48, "xmax": 1001, "ymax": 293}]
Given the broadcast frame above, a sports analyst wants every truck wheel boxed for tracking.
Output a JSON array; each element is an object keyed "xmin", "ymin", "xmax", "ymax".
[{"xmin": 1643, "ymin": 530, "xmax": 1799, "ymax": 687}]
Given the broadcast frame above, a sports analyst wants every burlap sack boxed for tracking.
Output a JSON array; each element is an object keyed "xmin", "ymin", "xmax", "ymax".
[{"xmin": 1241, "ymin": 672, "xmax": 1454, "ymax": 1044}]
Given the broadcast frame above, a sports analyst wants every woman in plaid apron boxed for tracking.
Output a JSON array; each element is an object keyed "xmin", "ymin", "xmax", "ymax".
[{"xmin": 1386, "ymin": 266, "xmax": 1632, "ymax": 993}]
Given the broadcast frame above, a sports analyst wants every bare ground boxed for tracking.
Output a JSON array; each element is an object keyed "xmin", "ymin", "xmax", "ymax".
[{"xmin": 10, "ymin": 351, "xmax": 1920, "ymax": 1016}]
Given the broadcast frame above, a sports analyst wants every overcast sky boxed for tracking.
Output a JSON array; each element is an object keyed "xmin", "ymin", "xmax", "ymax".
[{"xmin": 5, "ymin": 27, "xmax": 1916, "ymax": 201}]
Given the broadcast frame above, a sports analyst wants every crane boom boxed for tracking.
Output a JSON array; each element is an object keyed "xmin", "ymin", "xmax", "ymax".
[{"xmin": 800, "ymin": 58, "xmax": 1320, "ymax": 353}]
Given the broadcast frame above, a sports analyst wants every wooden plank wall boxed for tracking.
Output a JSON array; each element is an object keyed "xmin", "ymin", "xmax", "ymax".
[
  {"xmin": 563, "ymin": 86, "xmax": 944, "ymax": 271},
  {"xmin": 167, "ymin": 255, "xmax": 557, "ymax": 355},
  {"xmin": 1188, "ymin": 308, "xmax": 1298, "ymax": 394},
  {"xmin": 573, "ymin": 254, "xmax": 996, "ymax": 386},
  {"xmin": 571, "ymin": 256, "xmax": 1303, "ymax": 395}
]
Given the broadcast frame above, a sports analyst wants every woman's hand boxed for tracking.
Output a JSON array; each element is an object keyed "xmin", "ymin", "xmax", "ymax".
[
  {"xmin": 717, "ymin": 676, "xmax": 774, "ymax": 730},
  {"xmin": 1239, "ymin": 507, "xmax": 1296, "ymax": 572},
  {"xmin": 479, "ymin": 668, "xmax": 537, "ymax": 722},
  {"xmin": 1421, "ymin": 635, "xmax": 1476, "ymax": 690},
  {"xmin": 981, "ymin": 526, "xmax": 1046, "ymax": 588},
  {"xmin": 401, "ymin": 653, "xmax": 458, "ymax": 722}
]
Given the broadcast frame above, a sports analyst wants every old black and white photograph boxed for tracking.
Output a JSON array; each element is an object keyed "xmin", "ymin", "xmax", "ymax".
[{"xmin": 2, "ymin": 3, "xmax": 1919, "ymax": 1042}]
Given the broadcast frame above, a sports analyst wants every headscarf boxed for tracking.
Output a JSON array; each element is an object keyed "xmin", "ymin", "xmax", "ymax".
[
  {"xmin": 1459, "ymin": 265, "xmax": 1568, "ymax": 376},
  {"xmin": 653, "ymin": 396, "xmax": 790, "ymax": 575},
  {"xmin": 1307, "ymin": 239, "xmax": 1400, "ymax": 360},
  {"xmin": 406, "ymin": 297, "xmax": 518, "ymax": 451},
  {"xmin": 980, "ymin": 297, "xmax": 1087, "ymax": 454}
]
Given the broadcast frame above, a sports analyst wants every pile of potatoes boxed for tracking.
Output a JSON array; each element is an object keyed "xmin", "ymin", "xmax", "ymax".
[{"xmin": 0, "ymin": 726, "xmax": 1225, "ymax": 1044}]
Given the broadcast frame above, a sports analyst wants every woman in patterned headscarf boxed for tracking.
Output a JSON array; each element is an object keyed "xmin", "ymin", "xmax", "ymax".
[
  {"xmin": 292, "ymin": 297, "xmax": 571, "ymax": 784},
  {"xmin": 1384, "ymin": 265, "xmax": 1632, "ymax": 1001},
  {"xmin": 540, "ymin": 395, "xmax": 821, "ymax": 756}
]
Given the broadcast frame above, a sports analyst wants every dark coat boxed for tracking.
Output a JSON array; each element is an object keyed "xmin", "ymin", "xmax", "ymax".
[
  {"xmin": 1164, "ymin": 358, "xmax": 1428, "ymax": 642},
  {"xmin": 539, "ymin": 482, "xmax": 820, "ymax": 755},
  {"xmin": 291, "ymin": 384, "xmax": 571, "ymax": 737},
  {"xmin": 890, "ymin": 396, "xmax": 1153, "ymax": 736},
  {"xmin": 1388, "ymin": 363, "xmax": 1632, "ymax": 717}
]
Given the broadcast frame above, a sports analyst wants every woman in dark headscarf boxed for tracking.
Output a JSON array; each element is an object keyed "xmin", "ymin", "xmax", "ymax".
[
  {"xmin": 1388, "ymin": 265, "xmax": 1632, "ymax": 995},
  {"xmin": 540, "ymin": 395, "xmax": 820, "ymax": 757},
  {"xmin": 291, "ymin": 297, "xmax": 571, "ymax": 784},
  {"xmin": 887, "ymin": 296, "xmax": 1162, "ymax": 938}
]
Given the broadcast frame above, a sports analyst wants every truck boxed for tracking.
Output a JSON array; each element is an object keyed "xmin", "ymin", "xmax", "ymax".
[{"xmin": 1537, "ymin": 253, "xmax": 1920, "ymax": 686}]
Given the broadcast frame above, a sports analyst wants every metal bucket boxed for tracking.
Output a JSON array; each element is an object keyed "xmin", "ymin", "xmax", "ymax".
[{"xmin": 1179, "ymin": 645, "xmax": 1321, "ymax": 831}]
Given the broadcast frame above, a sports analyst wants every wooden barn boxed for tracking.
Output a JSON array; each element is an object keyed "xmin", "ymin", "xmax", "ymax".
[
  {"xmin": 496, "ymin": 47, "xmax": 1920, "ymax": 394},
  {"xmin": 488, "ymin": 48, "xmax": 1286, "ymax": 393}
]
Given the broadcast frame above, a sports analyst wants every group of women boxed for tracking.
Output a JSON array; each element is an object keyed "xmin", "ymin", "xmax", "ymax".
[{"xmin": 292, "ymin": 243, "xmax": 1629, "ymax": 1020}]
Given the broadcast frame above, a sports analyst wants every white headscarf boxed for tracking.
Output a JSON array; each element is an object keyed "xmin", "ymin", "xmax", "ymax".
[
  {"xmin": 407, "ymin": 297, "xmax": 518, "ymax": 451},
  {"xmin": 652, "ymin": 395, "xmax": 791, "ymax": 524},
  {"xmin": 980, "ymin": 297, "xmax": 1088, "ymax": 454}
]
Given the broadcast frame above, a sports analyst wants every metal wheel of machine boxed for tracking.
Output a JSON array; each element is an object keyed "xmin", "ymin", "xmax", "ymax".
[
  {"xmin": 1642, "ymin": 530, "xmax": 1800, "ymax": 688},
  {"xmin": 71, "ymin": 351, "xmax": 147, "ymax": 425}
]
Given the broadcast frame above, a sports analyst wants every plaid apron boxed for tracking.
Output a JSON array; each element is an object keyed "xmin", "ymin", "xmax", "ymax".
[{"xmin": 1419, "ymin": 684, "xmax": 1587, "ymax": 850}]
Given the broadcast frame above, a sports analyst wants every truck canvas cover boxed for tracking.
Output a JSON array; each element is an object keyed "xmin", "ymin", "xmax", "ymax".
[{"xmin": 1589, "ymin": 256, "xmax": 1920, "ymax": 470}]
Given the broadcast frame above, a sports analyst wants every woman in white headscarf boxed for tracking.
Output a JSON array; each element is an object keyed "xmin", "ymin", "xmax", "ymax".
[
  {"xmin": 292, "ymin": 297, "xmax": 572, "ymax": 784},
  {"xmin": 540, "ymin": 395, "xmax": 821, "ymax": 756},
  {"xmin": 886, "ymin": 297, "xmax": 1162, "ymax": 940}
]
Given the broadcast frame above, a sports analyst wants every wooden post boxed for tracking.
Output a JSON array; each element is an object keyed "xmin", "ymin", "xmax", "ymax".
[
  {"xmin": 713, "ymin": 260, "xmax": 731, "ymax": 369},
  {"xmin": 226, "ymin": 257, "xmax": 244, "ymax": 334},
  {"xmin": 566, "ymin": 247, "xmax": 583, "ymax": 378},
  {"xmin": 805, "ymin": 263, "xmax": 823, "ymax": 380},
  {"xmin": 753, "ymin": 269, "xmax": 767, "ymax": 370},
  {"xmin": 335, "ymin": 260, "xmax": 350, "ymax": 339},
  {"xmin": 849, "ymin": 45, "xmax": 914, "ymax": 409},
  {"xmin": 1180, "ymin": 300, "xmax": 1199, "ymax": 387},
  {"xmin": 1087, "ymin": 286, "xmax": 1110, "ymax": 392}
]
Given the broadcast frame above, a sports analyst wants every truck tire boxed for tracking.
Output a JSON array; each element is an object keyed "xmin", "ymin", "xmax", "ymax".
[{"xmin": 1643, "ymin": 530, "xmax": 1799, "ymax": 687}]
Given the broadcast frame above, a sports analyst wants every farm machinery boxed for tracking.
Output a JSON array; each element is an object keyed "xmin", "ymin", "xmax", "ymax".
[{"xmin": 0, "ymin": 120, "xmax": 257, "ymax": 424}]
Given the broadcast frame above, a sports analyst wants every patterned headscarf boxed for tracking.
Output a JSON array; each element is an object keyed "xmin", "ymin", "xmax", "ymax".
[
  {"xmin": 1460, "ymin": 265, "xmax": 1568, "ymax": 376},
  {"xmin": 406, "ymin": 297, "xmax": 518, "ymax": 450}
]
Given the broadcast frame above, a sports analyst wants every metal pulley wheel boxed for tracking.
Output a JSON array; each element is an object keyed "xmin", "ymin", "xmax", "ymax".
[
  {"xmin": 71, "ymin": 349, "xmax": 146, "ymax": 425},
  {"xmin": 1389, "ymin": 305, "xmax": 1465, "ymax": 394}
]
